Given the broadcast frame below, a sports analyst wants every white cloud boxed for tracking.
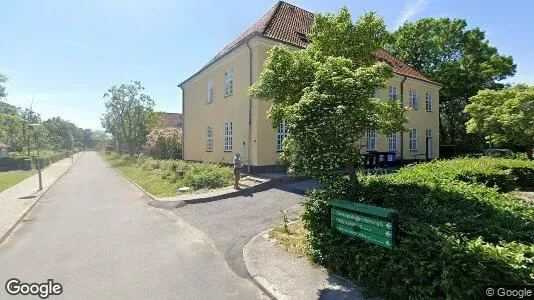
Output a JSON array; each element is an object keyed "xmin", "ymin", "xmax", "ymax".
[{"xmin": 394, "ymin": 0, "xmax": 430, "ymax": 29}]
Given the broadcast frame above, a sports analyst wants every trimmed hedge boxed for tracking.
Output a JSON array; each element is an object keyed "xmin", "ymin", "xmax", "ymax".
[
  {"xmin": 303, "ymin": 158, "xmax": 534, "ymax": 299},
  {"xmin": 0, "ymin": 157, "xmax": 32, "ymax": 171}
]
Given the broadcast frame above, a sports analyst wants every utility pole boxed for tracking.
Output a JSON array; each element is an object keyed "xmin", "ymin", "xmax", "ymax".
[{"xmin": 30, "ymin": 123, "xmax": 43, "ymax": 190}]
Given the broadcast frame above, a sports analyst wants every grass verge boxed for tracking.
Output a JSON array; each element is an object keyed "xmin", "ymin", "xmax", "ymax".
[
  {"xmin": 0, "ymin": 170, "xmax": 36, "ymax": 192},
  {"xmin": 269, "ymin": 219, "xmax": 310, "ymax": 259}
]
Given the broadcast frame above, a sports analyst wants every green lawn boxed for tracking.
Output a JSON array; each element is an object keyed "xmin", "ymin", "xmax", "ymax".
[{"xmin": 0, "ymin": 170, "xmax": 36, "ymax": 192}]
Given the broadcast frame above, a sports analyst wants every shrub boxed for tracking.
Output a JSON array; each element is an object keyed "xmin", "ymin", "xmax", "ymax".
[
  {"xmin": 142, "ymin": 127, "xmax": 182, "ymax": 160},
  {"xmin": 181, "ymin": 163, "xmax": 234, "ymax": 190},
  {"xmin": 303, "ymin": 158, "xmax": 534, "ymax": 299}
]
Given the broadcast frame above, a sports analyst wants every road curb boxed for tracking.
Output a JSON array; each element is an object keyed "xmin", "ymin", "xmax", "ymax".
[
  {"xmin": 0, "ymin": 152, "xmax": 82, "ymax": 246},
  {"xmin": 243, "ymin": 228, "xmax": 285, "ymax": 300}
]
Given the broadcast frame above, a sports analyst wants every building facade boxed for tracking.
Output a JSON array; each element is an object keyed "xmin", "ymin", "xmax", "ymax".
[{"xmin": 179, "ymin": 1, "xmax": 441, "ymax": 172}]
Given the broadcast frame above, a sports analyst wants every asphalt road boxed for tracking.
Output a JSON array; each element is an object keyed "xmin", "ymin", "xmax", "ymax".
[
  {"xmin": 0, "ymin": 152, "xmax": 265, "ymax": 299},
  {"xmin": 170, "ymin": 183, "xmax": 311, "ymax": 279}
]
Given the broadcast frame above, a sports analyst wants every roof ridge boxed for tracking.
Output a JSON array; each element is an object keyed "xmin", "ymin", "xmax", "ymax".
[{"xmin": 261, "ymin": 1, "xmax": 283, "ymax": 34}]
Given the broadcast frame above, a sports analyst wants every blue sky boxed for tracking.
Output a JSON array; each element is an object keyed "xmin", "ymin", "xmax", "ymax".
[{"xmin": 1, "ymin": 0, "xmax": 533, "ymax": 130}]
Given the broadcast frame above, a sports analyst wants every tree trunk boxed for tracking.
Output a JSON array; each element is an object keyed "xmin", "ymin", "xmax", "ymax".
[
  {"xmin": 527, "ymin": 146, "xmax": 533, "ymax": 161},
  {"xmin": 347, "ymin": 162, "xmax": 360, "ymax": 190}
]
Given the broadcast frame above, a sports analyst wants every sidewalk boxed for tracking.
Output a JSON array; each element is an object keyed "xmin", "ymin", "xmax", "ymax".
[
  {"xmin": 243, "ymin": 230, "xmax": 364, "ymax": 300},
  {"xmin": 0, "ymin": 152, "xmax": 81, "ymax": 244}
]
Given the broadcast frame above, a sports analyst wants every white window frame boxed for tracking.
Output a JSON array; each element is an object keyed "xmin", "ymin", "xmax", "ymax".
[
  {"xmin": 224, "ymin": 122, "xmax": 232, "ymax": 151},
  {"xmin": 206, "ymin": 79, "xmax": 214, "ymax": 104},
  {"xmin": 389, "ymin": 133, "xmax": 398, "ymax": 151},
  {"xmin": 224, "ymin": 69, "xmax": 234, "ymax": 97},
  {"xmin": 366, "ymin": 130, "xmax": 377, "ymax": 151},
  {"xmin": 409, "ymin": 89, "xmax": 418, "ymax": 109},
  {"xmin": 409, "ymin": 129, "xmax": 418, "ymax": 150},
  {"xmin": 425, "ymin": 92, "xmax": 433, "ymax": 112},
  {"xmin": 389, "ymin": 86, "xmax": 397, "ymax": 101},
  {"xmin": 276, "ymin": 119, "xmax": 287, "ymax": 152},
  {"xmin": 426, "ymin": 129, "xmax": 432, "ymax": 138},
  {"xmin": 206, "ymin": 125, "xmax": 214, "ymax": 152}
]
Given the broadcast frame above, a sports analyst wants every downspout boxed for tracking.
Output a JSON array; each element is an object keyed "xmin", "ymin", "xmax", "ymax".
[
  {"xmin": 179, "ymin": 85, "xmax": 185, "ymax": 160},
  {"xmin": 400, "ymin": 75, "xmax": 407, "ymax": 161},
  {"xmin": 246, "ymin": 40, "xmax": 253, "ymax": 173}
]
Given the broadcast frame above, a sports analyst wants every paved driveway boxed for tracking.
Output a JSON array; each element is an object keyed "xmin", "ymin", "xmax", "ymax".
[
  {"xmin": 0, "ymin": 152, "xmax": 264, "ymax": 299},
  {"xmin": 170, "ymin": 183, "xmax": 310, "ymax": 279}
]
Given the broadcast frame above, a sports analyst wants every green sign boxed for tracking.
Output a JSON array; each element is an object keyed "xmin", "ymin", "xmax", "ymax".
[{"xmin": 327, "ymin": 199, "xmax": 398, "ymax": 249}]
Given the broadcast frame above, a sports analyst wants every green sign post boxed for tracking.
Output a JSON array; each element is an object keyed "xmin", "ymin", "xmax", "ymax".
[{"xmin": 327, "ymin": 199, "xmax": 398, "ymax": 249}]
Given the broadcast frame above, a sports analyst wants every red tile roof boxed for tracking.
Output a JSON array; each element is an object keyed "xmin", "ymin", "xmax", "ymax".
[
  {"xmin": 163, "ymin": 113, "xmax": 183, "ymax": 128},
  {"xmin": 189, "ymin": 1, "xmax": 439, "ymax": 86}
]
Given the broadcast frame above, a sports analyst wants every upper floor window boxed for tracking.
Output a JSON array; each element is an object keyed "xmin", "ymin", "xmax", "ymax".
[
  {"xmin": 373, "ymin": 89, "xmax": 380, "ymax": 98},
  {"xmin": 425, "ymin": 92, "xmax": 433, "ymax": 112},
  {"xmin": 276, "ymin": 119, "xmax": 287, "ymax": 152},
  {"xmin": 224, "ymin": 69, "xmax": 234, "ymax": 97},
  {"xmin": 409, "ymin": 129, "xmax": 418, "ymax": 150},
  {"xmin": 389, "ymin": 86, "xmax": 397, "ymax": 101},
  {"xmin": 409, "ymin": 89, "xmax": 418, "ymax": 109},
  {"xmin": 224, "ymin": 122, "xmax": 233, "ymax": 151},
  {"xmin": 206, "ymin": 125, "xmax": 213, "ymax": 152},
  {"xmin": 206, "ymin": 79, "xmax": 214, "ymax": 104},
  {"xmin": 366, "ymin": 130, "xmax": 377, "ymax": 151},
  {"xmin": 389, "ymin": 133, "xmax": 398, "ymax": 151}
]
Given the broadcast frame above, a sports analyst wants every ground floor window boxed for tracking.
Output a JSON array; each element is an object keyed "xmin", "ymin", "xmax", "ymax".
[
  {"xmin": 224, "ymin": 122, "xmax": 232, "ymax": 151},
  {"xmin": 409, "ymin": 129, "xmax": 418, "ymax": 150},
  {"xmin": 206, "ymin": 125, "xmax": 213, "ymax": 152},
  {"xmin": 276, "ymin": 119, "xmax": 287, "ymax": 152},
  {"xmin": 389, "ymin": 133, "xmax": 398, "ymax": 151},
  {"xmin": 366, "ymin": 130, "xmax": 377, "ymax": 151}
]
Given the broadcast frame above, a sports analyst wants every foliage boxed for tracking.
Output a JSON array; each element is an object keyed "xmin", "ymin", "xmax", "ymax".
[
  {"xmin": 388, "ymin": 18, "xmax": 516, "ymax": 151},
  {"xmin": 42, "ymin": 117, "xmax": 83, "ymax": 150},
  {"xmin": 303, "ymin": 158, "xmax": 534, "ymax": 299},
  {"xmin": 101, "ymin": 153, "xmax": 233, "ymax": 196},
  {"xmin": 0, "ymin": 74, "xmax": 8, "ymax": 99},
  {"xmin": 0, "ymin": 113, "xmax": 24, "ymax": 151},
  {"xmin": 250, "ymin": 8, "xmax": 405, "ymax": 187},
  {"xmin": 101, "ymin": 81, "xmax": 155, "ymax": 156},
  {"xmin": 142, "ymin": 127, "xmax": 182, "ymax": 160},
  {"xmin": 466, "ymin": 85, "xmax": 534, "ymax": 159}
]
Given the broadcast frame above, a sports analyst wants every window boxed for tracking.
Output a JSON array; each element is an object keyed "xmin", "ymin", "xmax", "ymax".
[
  {"xmin": 389, "ymin": 86, "xmax": 397, "ymax": 101},
  {"xmin": 224, "ymin": 69, "xmax": 234, "ymax": 97},
  {"xmin": 206, "ymin": 125, "xmax": 213, "ymax": 151},
  {"xmin": 276, "ymin": 119, "xmax": 287, "ymax": 152},
  {"xmin": 426, "ymin": 129, "xmax": 432, "ymax": 138},
  {"xmin": 409, "ymin": 89, "xmax": 418, "ymax": 109},
  {"xmin": 373, "ymin": 89, "xmax": 380, "ymax": 98},
  {"xmin": 425, "ymin": 92, "xmax": 432, "ymax": 111},
  {"xmin": 409, "ymin": 129, "xmax": 418, "ymax": 150},
  {"xmin": 206, "ymin": 79, "xmax": 214, "ymax": 103},
  {"xmin": 366, "ymin": 130, "xmax": 377, "ymax": 151},
  {"xmin": 389, "ymin": 133, "xmax": 398, "ymax": 151},
  {"xmin": 224, "ymin": 122, "xmax": 232, "ymax": 151}
]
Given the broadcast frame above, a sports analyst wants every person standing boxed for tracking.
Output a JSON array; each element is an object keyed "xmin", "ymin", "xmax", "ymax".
[{"xmin": 233, "ymin": 152, "xmax": 242, "ymax": 189}]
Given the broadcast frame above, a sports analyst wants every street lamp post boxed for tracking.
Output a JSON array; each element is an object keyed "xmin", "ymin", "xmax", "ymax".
[{"xmin": 29, "ymin": 123, "xmax": 43, "ymax": 191}]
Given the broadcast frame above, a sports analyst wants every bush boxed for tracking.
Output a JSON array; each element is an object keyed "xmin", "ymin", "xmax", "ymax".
[
  {"xmin": 181, "ymin": 163, "xmax": 234, "ymax": 190},
  {"xmin": 303, "ymin": 158, "xmax": 534, "ymax": 299},
  {"xmin": 142, "ymin": 127, "xmax": 182, "ymax": 160}
]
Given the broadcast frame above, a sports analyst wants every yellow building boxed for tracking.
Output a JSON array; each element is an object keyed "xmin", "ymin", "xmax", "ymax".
[{"xmin": 179, "ymin": 1, "xmax": 441, "ymax": 173}]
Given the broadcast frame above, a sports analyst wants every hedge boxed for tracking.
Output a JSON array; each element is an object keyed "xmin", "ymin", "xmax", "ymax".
[
  {"xmin": 0, "ymin": 151, "xmax": 74, "ymax": 171},
  {"xmin": 303, "ymin": 158, "xmax": 534, "ymax": 299}
]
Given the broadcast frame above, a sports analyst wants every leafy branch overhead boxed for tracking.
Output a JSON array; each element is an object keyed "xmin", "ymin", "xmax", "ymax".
[{"xmin": 250, "ymin": 8, "xmax": 406, "ymax": 185}]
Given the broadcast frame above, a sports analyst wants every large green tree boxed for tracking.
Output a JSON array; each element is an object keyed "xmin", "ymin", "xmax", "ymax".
[
  {"xmin": 250, "ymin": 8, "xmax": 405, "ymax": 187},
  {"xmin": 388, "ymin": 18, "xmax": 516, "ymax": 151},
  {"xmin": 42, "ymin": 117, "xmax": 83, "ymax": 150},
  {"xmin": 465, "ymin": 84, "xmax": 534, "ymax": 159},
  {"xmin": 0, "ymin": 74, "xmax": 8, "ymax": 100},
  {"xmin": 101, "ymin": 81, "xmax": 155, "ymax": 156}
]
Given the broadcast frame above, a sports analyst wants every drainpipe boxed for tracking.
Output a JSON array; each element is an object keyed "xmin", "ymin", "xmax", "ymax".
[
  {"xmin": 246, "ymin": 40, "xmax": 253, "ymax": 173},
  {"xmin": 400, "ymin": 75, "xmax": 407, "ymax": 161},
  {"xmin": 180, "ymin": 86, "xmax": 185, "ymax": 160}
]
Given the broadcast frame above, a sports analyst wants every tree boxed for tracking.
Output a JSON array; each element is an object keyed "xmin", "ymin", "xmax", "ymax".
[
  {"xmin": 0, "ymin": 74, "xmax": 8, "ymax": 100},
  {"xmin": 465, "ymin": 85, "xmax": 534, "ymax": 159},
  {"xmin": 42, "ymin": 117, "xmax": 83, "ymax": 150},
  {"xmin": 142, "ymin": 127, "xmax": 182, "ymax": 159},
  {"xmin": 0, "ymin": 113, "xmax": 24, "ymax": 151},
  {"xmin": 101, "ymin": 81, "xmax": 155, "ymax": 156},
  {"xmin": 388, "ymin": 18, "xmax": 516, "ymax": 151},
  {"xmin": 92, "ymin": 130, "xmax": 110, "ymax": 149},
  {"xmin": 250, "ymin": 8, "xmax": 405, "ymax": 188}
]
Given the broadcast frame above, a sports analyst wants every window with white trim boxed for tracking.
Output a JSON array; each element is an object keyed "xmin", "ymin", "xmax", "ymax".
[
  {"xmin": 389, "ymin": 86, "xmax": 397, "ymax": 101},
  {"xmin": 224, "ymin": 69, "xmax": 234, "ymax": 97},
  {"xmin": 426, "ymin": 129, "xmax": 432, "ymax": 138},
  {"xmin": 409, "ymin": 89, "xmax": 418, "ymax": 109},
  {"xmin": 276, "ymin": 119, "xmax": 287, "ymax": 152},
  {"xmin": 206, "ymin": 79, "xmax": 214, "ymax": 104},
  {"xmin": 206, "ymin": 125, "xmax": 213, "ymax": 151},
  {"xmin": 425, "ymin": 92, "xmax": 433, "ymax": 111},
  {"xmin": 389, "ymin": 133, "xmax": 398, "ymax": 151},
  {"xmin": 366, "ymin": 130, "xmax": 377, "ymax": 151},
  {"xmin": 224, "ymin": 122, "xmax": 232, "ymax": 151},
  {"xmin": 409, "ymin": 129, "xmax": 418, "ymax": 150}
]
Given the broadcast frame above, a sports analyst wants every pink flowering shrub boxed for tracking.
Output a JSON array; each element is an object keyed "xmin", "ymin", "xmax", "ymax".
[{"xmin": 143, "ymin": 127, "xmax": 182, "ymax": 159}]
